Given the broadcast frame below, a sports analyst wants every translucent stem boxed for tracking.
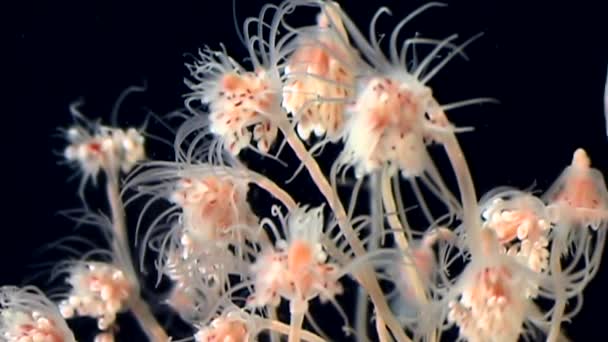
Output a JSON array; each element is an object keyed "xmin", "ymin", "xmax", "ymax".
[
  {"xmin": 380, "ymin": 170, "xmax": 439, "ymax": 342},
  {"xmin": 354, "ymin": 173, "xmax": 382, "ymax": 341},
  {"xmin": 375, "ymin": 314, "xmax": 390, "ymax": 342},
  {"xmin": 354, "ymin": 286, "xmax": 370, "ymax": 341},
  {"xmin": 547, "ymin": 242, "xmax": 566, "ymax": 342},
  {"xmin": 268, "ymin": 306, "xmax": 280, "ymax": 342},
  {"xmin": 129, "ymin": 296, "xmax": 170, "ymax": 342},
  {"xmin": 106, "ymin": 176, "xmax": 169, "ymax": 342},
  {"xmin": 380, "ymin": 173, "xmax": 427, "ymax": 304},
  {"xmin": 429, "ymin": 105, "xmax": 481, "ymax": 250},
  {"xmin": 259, "ymin": 317, "xmax": 326, "ymax": 342},
  {"xmin": 106, "ymin": 178, "xmax": 135, "ymax": 273},
  {"xmin": 289, "ymin": 300, "xmax": 307, "ymax": 342}
]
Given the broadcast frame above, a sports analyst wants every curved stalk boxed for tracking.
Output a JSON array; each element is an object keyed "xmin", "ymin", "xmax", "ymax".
[
  {"xmin": 547, "ymin": 242, "xmax": 566, "ymax": 342},
  {"xmin": 106, "ymin": 176, "xmax": 169, "ymax": 342},
  {"xmin": 429, "ymin": 105, "xmax": 481, "ymax": 251}
]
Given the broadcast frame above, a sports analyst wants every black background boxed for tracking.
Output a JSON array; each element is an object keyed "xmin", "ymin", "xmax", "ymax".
[{"xmin": 9, "ymin": 0, "xmax": 608, "ymax": 340}]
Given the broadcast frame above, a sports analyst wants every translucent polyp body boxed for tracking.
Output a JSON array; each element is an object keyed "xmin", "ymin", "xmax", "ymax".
[
  {"xmin": 208, "ymin": 70, "xmax": 279, "ymax": 155},
  {"xmin": 282, "ymin": 1, "xmax": 355, "ymax": 141},
  {"xmin": 0, "ymin": 286, "xmax": 76, "ymax": 342},
  {"xmin": 318, "ymin": 1, "xmax": 475, "ymax": 230},
  {"xmin": 182, "ymin": 56, "xmax": 281, "ymax": 163},
  {"xmin": 160, "ymin": 240, "xmax": 244, "ymax": 323},
  {"xmin": 64, "ymin": 122, "xmax": 146, "ymax": 188},
  {"xmin": 542, "ymin": 149, "xmax": 608, "ymax": 318},
  {"xmin": 182, "ymin": 1, "xmax": 300, "ymax": 162},
  {"xmin": 171, "ymin": 175, "xmax": 258, "ymax": 249},
  {"xmin": 58, "ymin": 262, "xmax": 133, "ymax": 330},
  {"xmin": 544, "ymin": 148, "xmax": 608, "ymax": 231},
  {"xmin": 343, "ymin": 76, "xmax": 431, "ymax": 177},
  {"xmin": 248, "ymin": 206, "xmax": 342, "ymax": 308},
  {"xmin": 446, "ymin": 230, "xmax": 542, "ymax": 342}
]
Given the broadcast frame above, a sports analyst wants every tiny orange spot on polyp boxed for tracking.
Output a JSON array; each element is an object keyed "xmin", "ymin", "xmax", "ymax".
[
  {"xmin": 203, "ymin": 178, "xmax": 222, "ymax": 193},
  {"xmin": 306, "ymin": 48, "xmax": 330, "ymax": 75},
  {"xmin": 468, "ymin": 266, "xmax": 508, "ymax": 306},
  {"xmin": 256, "ymin": 95, "xmax": 273, "ymax": 112},
  {"xmin": 19, "ymin": 324, "xmax": 34, "ymax": 332},
  {"xmin": 19, "ymin": 321, "xmax": 62, "ymax": 342},
  {"xmin": 88, "ymin": 275, "xmax": 101, "ymax": 287},
  {"xmin": 221, "ymin": 73, "xmax": 245, "ymax": 92},
  {"xmin": 88, "ymin": 142, "xmax": 102, "ymax": 153},
  {"xmin": 368, "ymin": 110, "xmax": 389, "ymax": 131},
  {"xmin": 287, "ymin": 241, "xmax": 317, "ymax": 297},
  {"xmin": 288, "ymin": 240, "xmax": 313, "ymax": 273}
]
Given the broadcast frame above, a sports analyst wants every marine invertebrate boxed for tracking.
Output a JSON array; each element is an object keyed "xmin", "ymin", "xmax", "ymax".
[{"xmin": 11, "ymin": 1, "xmax": 606, "ymax": 342}]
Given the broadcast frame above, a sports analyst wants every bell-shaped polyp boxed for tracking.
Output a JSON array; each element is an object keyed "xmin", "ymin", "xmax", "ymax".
[
  {"xmin": 543, "ymin": 148, "xmax": 608, "ymax": 230},
  {"xmin": 172, "ymin": 175, "xmax": 258, "ymax": 249},
  {"xmin": 124, "ymin": 161, "xmax": 260, "ymax": 269},
  {"xmin": 445, "ymin": 229, "xmax": 545, "ymax": 342},
  {"xmin": 282, "ymin": 206, "xmax": 341, "ymax": 303},
  {"xmin": 62, "ymin": 99, "xmax": 147, "ymax": 194},
  {"xmin": 340, "ymin": 76, "xmax": 431, "ymax": 178},
  {"xmin": 181, "ymin": 0, "xmax": 301, "ymax": 162},
  {"xmin": 542, "ymin": 149, "xmax": 608, "ymax": 299},
  {"xmin": 335, "ymin": 74, "xmax": 459, "ymax": 222},
  {"xmin": 282, "ymin": 1, "xmax": 356, "ymax": 141},
  {"xmin": 249, "ymin": 206, "xmax": 343, "ymax": 308},
  {"xmin": 209, "ymin": 71, "xmax": 279, "ymax": 154},
  {"xmin": 182, "ymin": 49, "xmax": 281, "ymax": 161},
  {"xmin": 58, "ymin": 261, "xmax": 133, "ymax": 330},
  {"xmin": 63, "ymin": 123, "xmax": 146, "ymax": 196},
  {"xmin": 0, "ymin": 285, "xmax": 76, "ymax": 342}
]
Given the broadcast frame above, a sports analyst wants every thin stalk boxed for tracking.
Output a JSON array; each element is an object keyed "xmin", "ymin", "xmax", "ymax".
[
  {"xmin": 429, "ymin": 105, "xmax": 481, "ymax": 250},
  {"xmin": 375, "ymin": 315, "xmax": 390, "ymax": 342},
  {"xmin": 268, "ymin": 306, "xmax": 280, "ymax": 342},
  {"xmin": 379, "ymin": 171, "xmax": 424, "ymax": 298},
  {"xmin": 353, "ymin": 173, "xmax": 383, "ymax": 342},
  {"xmin": 380, "ymin": 169, "xmax": 438, "ymax": 342},
  {"xmin": 106, "ymin": 176, "xmax": 169, "ymax": 342},
  {"xmin": 259, "ymin": 317, "xmax": 326, "ymax": 342},
  {"xmin": 129, "ymin": 296, "xmax": 170, "ymax": 342},
  {"xmin": 354, "ymin": 286, "xmax": 370, "ymax": 342},
  {"xmin": 289, "ymin": 301, "xmax": 307, "ymax": 342},
  {"xmin": 547, "ymin": 242, "xmax": 566, "ymax": 342}
]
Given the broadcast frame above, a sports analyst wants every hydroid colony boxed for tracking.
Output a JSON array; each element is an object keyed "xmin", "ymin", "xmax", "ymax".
[{"xmin": 3, "ymin": 1, "xmax": 606, "ymax": 341}]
